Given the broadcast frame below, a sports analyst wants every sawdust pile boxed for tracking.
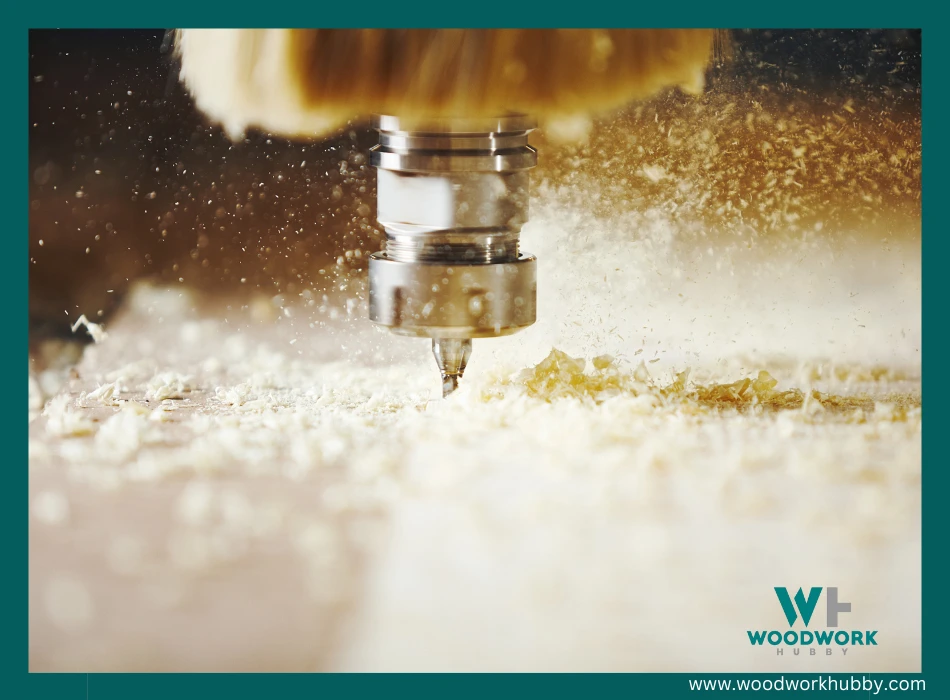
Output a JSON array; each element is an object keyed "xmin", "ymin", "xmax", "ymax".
[
  {"xmin": 495, "ymin": 348, "xmax": 921, "ymax": 417},
  {"xmin": 28, "ymin": 288, "xmax": 922, "ymax": 672}
]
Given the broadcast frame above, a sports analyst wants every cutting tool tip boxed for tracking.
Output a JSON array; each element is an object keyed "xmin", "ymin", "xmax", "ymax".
[{"xmin": 432, "ymin": 338, "xmax": 472, "ymax": 398}]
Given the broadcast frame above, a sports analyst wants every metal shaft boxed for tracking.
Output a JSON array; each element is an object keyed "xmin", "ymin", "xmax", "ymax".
[{"xmin": 367, "ymin": 114, "xmax": 538, "ymax": 396}]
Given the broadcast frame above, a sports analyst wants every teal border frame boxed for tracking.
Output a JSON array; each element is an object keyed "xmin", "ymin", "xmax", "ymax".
[{"xmin": 10, "ymin": 5, "xmax": 939, "ymax": 697}]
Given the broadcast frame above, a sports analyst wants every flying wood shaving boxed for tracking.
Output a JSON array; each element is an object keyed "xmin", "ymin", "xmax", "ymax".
[{"xmin": 70, "ymin": 315, "xmax": 108, "ymax": 343}]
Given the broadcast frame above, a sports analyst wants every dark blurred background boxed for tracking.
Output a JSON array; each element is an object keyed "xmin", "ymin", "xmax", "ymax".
[{"xmin": 28, "ymin": 29, "xmax": 921, "ymax": 340}]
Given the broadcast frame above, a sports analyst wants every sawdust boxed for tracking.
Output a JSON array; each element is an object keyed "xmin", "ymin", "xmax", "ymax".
[
  {"xmin": 43, "ymin": 394, "xmax": 97, "ymax": 437},
  {"xmin": 485, "ymin": 348, "xmax": 920, "ymax": 420},
  {"xmin": 28, "ymin": 294, "xmax": 922, "ymax": 671}
]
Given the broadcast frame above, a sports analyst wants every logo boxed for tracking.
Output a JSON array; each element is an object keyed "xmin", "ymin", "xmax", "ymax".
[{"xmin": 747, "ymin": 587, "xmax": 877, "ymax": 655}]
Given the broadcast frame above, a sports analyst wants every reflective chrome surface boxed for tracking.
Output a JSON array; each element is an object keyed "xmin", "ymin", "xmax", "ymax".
[{"xmin": 368, "ymin": 114, "xmax": 539, "ymax": 394}]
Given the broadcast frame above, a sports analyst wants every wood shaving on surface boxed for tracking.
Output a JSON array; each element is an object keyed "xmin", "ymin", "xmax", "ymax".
[
  {"xmin": 81, "ymin": 382, "xmax": 117, "ymax": 407},
  {"xmin": 501, "ymin": 349, "xmax": 920, "ymax": 417},
  {"xmin": 29, "ymin": 279, "xmax": 920, "ymax": 672},
  {"xmin": 145, "ymin": 372, "xmax": 193, "ymax": 402}
]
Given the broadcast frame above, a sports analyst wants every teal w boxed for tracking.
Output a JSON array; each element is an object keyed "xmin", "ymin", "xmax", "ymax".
[{"xmin": 774, "ymin": 587, "xmax": 823, "ymax": 627}]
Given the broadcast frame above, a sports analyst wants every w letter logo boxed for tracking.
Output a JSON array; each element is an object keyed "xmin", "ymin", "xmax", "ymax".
[{"xmin": 774, "ymin": 587, "xmax": 823, "ymax": 627}]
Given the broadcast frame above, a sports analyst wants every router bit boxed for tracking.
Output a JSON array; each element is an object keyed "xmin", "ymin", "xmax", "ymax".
[{"xmin": 367, "ymin": 114, "xmax": 538, "ymax": 397}]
